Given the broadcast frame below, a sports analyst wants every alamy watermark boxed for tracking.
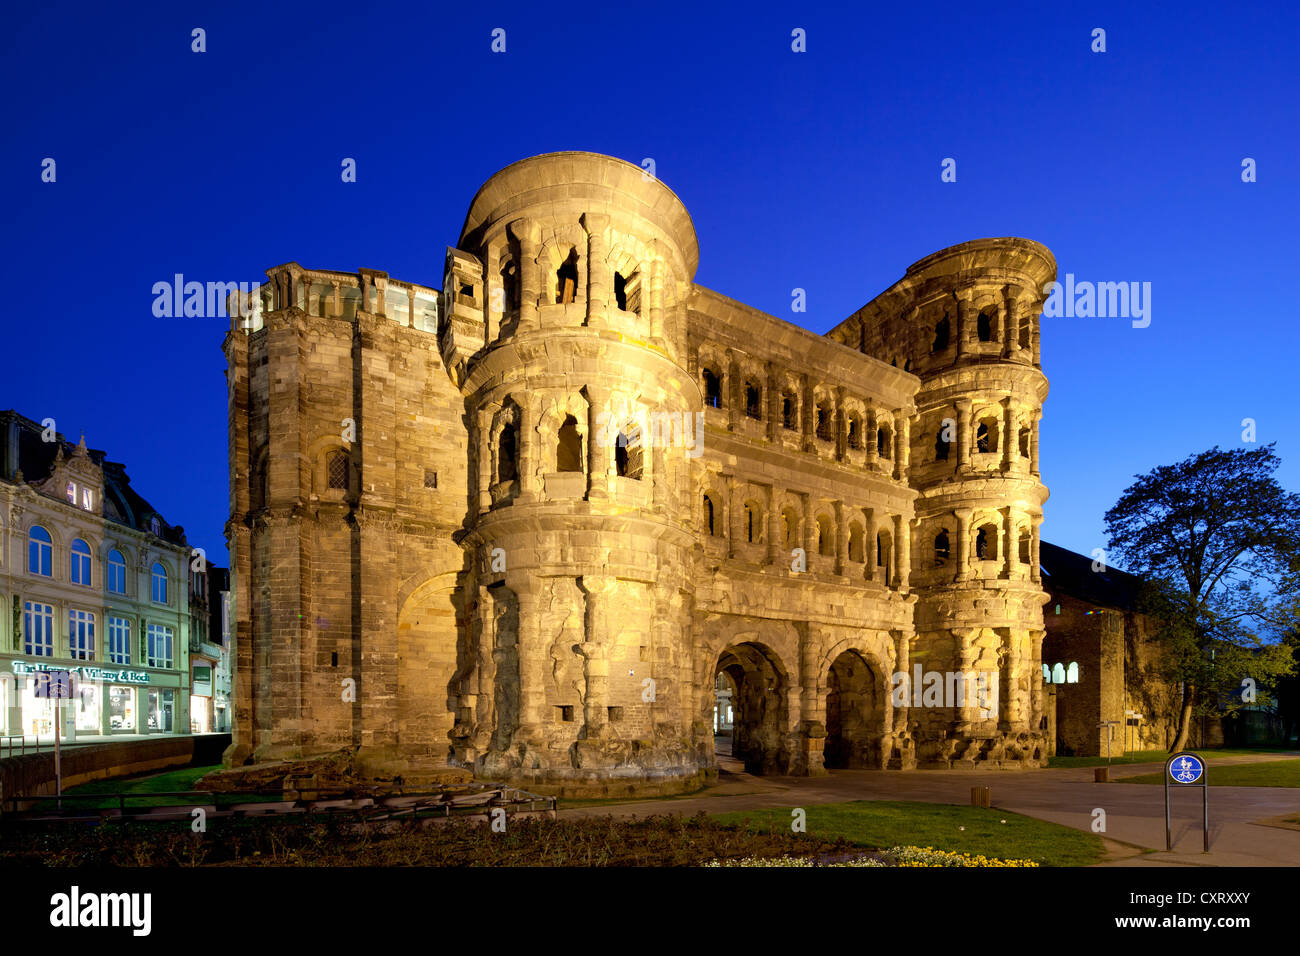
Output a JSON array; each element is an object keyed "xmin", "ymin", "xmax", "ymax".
[
  {"xmin": 151, "ymin": 275, "xmax": 263, "ymax": 318},
  {"xmin": 891, "ymin": 666, "xmax": 998, "ymax": 718},
  {"xmin": 593, "ymin": 410, "xmax": 705, "ymax": 459},
  {"xmin": 1042, "ymin": 274, "xmax": 1151, "ymax": 328}
]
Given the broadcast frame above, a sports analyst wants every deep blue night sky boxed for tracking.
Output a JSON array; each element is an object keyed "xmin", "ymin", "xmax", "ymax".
[{"xmin": 3, "ymin": 0, "xmax": 1296, "ymax": 568}]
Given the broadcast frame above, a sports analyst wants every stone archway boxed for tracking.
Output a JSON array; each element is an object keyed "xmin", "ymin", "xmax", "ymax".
[
  {"xmin": 396, "ymin": 573, "xmax": 461, "ymax": 770},
  {"xmin": 714, "ymin": 642, "xmax": 791, "ymax": 774},
  {"xmin": 824, "ymin": 649, "xmax": 887, "ymax": 769}
]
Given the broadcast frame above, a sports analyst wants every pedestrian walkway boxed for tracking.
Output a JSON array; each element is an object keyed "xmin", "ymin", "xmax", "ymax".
[{"xmin": 560, "ymin": 751, "xmax": 1300, "ymax": 866}]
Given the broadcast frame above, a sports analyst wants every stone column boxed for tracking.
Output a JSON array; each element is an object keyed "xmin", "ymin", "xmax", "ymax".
[
  {"xmin": 1030, "ymin": 412, "xmax": 1041, "ymax": 475},
  {"xmin": 1000, "ymin": 397, "xmax": 1014, "ymax": 471},
  {"xmin": 579, "ymin": 576, "xmax": 615, "ymax": 738},
  {"xmin": 331, "ymin": 280, "xmax": 341, "ymax": 319},
  {"xmin": 407, "ymin": 285, "xmax": 417, "ymax": 329},
  {"xmin": 1002, "ymin": 288, "xmax": 1019, "ymax": 359},
  {"xmin": 802, "ymin": 494, "xmax": 815, "ymax": 564},
  {"xmin": 998, "ymin": 629, "xmax": 1019, "ymax": 731},
  {"xmin": 1030, "ymin": 517, "xmax": 1042, "ymax": 584},
  {"xmin": 866, "ymin": 407, "xmax": 878, "ymax": 469},
  {"xmin": 727, "ymin": 475, "xmax": 742, "ymax": 557},
  {"xmin": 517, "ymin": 396, "xmax": 538, "ymax": 503},
  {"xmin": 899, "ymin": 515, "xmax": 913, "ymax": 590},
  {"xmin": 834, "ymin": 500, "xmax": 846, "ymax": 575},
  {"xmin": 374, "ymin": 277, "xmax": 388, "ymax": 318},
  {"xmin": 1001, "ymin": 507, "xmax": 1014, "ymax": 579},
  {"xmin": 509, "ymin": 575, "xmax": 543, "ymax": 740},
  {"xmin": 647, "ymin": 252, "xmax": 664, "ymax": 339},
  {"xmin": 955, "ymin": 292, "xmax": 973, "ymax": 357},
  {"xmin": 727, "ymin": 350, "xmax": 741, "ymax": 431},
  {"xmin": 951, "ymin": 628, "xmax": 979, "ymax": 733},
  {"xmin": 799, "ymin": 634, "xmax": 826, "ymax": 775},
  {"xmin": 893, "ymin": 630, "xmax": 912, "ymax": 733},
  {"xmin": 477, "ymin": 409, "xmax": 494, "ymax": 513},
  {"xmin": 894, "ymin": 410, "xmax": 910, "ymax": 481},
  {"xmin": 891, "ymin": 514, "xmax": 905, "ymax": 588},
  {"xmin": 767, "ymin": 485, "xmax": 781, "ymax": 565},
  {"xmin": 586, "ymin": 385, "xmax": 610, "ymax": 500},
  {"xmin": 581, "ymin": 212, "xmax": 610, "ymax": 326},
  {"xmin": 766, "ymin": 362, "xmax": 780, "ymax": 442},
  {"xmin": 954, "ymin": 508, "xmax": 972, "ymax": 583},
  {"xmin": 801, "ymin": 374, "xmax": 815, "ymax": 452},
  {"xmin": 358, "ymin": 273, "xmax": 370, "ymax": 315},
  {"xmin": 1029, "ymin": 628, "xmax": 1045, "ymax": 733},
  {"xmin": 511, "ymin": 217, "xmax": 543, "ymax": 333},
  {"xmin": 955, "ymin": 398, "xmax": 972, "ymax": 469},
  {"xmin": 1031, "ymin": 310, "xmax": 1041, "ymax": 366},
  {"xmin": 865, "ymin": 508, "xmax": 878, "ymax": 584},
  {"xmin": 834, "ymin": 386, "xmax": 847, "ymax": 461}
]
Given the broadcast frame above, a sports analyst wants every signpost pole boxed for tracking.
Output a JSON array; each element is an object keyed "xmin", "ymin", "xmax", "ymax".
[{"xmin": 54, "ymin": 702, "xmax": 61, "ymax": 811}]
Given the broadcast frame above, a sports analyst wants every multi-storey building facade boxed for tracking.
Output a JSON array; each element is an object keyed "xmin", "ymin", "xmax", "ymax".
[
  {"xmin": 0, "ymin": 411, "xmax": 191, "ymax": 740},
  {"xmin": 188, "ymin": 565, "xmax": 230, "ymax": 733},
  {"xmin": 224, "ymin": 152, "xmax": 1055, "ymax": 795}
]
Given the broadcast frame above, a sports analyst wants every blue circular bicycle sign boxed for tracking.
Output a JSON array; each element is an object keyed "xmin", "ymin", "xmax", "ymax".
[{"xmin": 1168, "ymin": 753, "xmax": 1205, "ymax": 784}]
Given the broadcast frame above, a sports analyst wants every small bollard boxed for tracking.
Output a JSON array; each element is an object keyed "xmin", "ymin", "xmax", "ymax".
[
  {"xmin": 1095, "ymin": 767, "xmax": 1110, "ymax": 783},
  {"xmin": 970, "ymin": 786, "xmax": 991, "ymax": 808}
]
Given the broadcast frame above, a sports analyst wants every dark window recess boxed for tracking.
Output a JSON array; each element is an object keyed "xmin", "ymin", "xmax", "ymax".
[
  {"xmin": 424, "ymin": 469, "xmax": 438, "ymax": 489},
  {"xmin": 607, "ymin": 706, "xmax": 624, "ymax": 722},
  {"xmin": 331, "ymin": 652, "xmax": 338, "ymax": 667},
  {"xmin": 556, "ymin": 250, "xmax": 579, "ymax": 304},
  {"xmin": 815, "ymin": 403, "xmax": 833, "ymax": 441},
  {"xmin": 703, "ymin": 370, "xmax": 722, "ymax": 408},
  {"xmin": 327, "ymin": 451, "xmax": 349, "ymax": 490},
  {"xmin": 557, "ymin": 415, "xmax": 583, "ymax": 472},
  {"xmin": 557, "ymin": 705, "xmax": 575, "ymax": 722},
  {"xmin": 498, "ymin": 424, "xmax": 518, "ymax": 483},
  {"xmin": 934, "ymin": 530, "xmax": 950, "ymax": 566},
  {"xmin": 745, "ymin": 384, "xmax": 762, "ymax": 419},
  {"xmin": 459, "ymin": 283, "xmax": 474, "ymax": 298},
  {"xmin": 614, "ymin": 272, "xmax": 627, "ymax": 311},
  {"xmin": 932, "ymin": 316, "xmax": 950, "ymax": 352},
  {"xmin": 782, "ymin": 393, "xmax": 798, "ymax": 429},
  {"xmin": 977, "ymin": 311, "xmax": 992, "ymax": 342}
]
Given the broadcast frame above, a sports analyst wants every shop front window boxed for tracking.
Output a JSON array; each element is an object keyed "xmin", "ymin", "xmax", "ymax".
[
  {"xmin": 190, "ymin": 696, "xmax": 211, "ymax": 733},
  {"xmin": 147, "ymin": 688, "xmax": 174, "ymax": 732},
  {"xmin": 109, "ymin": 686, "xmax": 136, "ymax": 732},
  {"xmin": 75, "ymin": 682, "xmax": 101, "ymax": 732},
  {"xmin": 21, "ymin": 681, "xmax": 56, "ymax": 738}
]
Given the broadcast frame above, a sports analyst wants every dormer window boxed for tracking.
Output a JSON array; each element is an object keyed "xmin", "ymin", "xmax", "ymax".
[
  {"xmin": 81, "ymin": 487, "xmax": 93, "ymax": 511},
  {"xmin": 149, "ymin": 516, "xmax": 162, "ymax": 536},
  {"xmin": 66, "ymin": 481, "xmax": 76, "ymax": 503}
]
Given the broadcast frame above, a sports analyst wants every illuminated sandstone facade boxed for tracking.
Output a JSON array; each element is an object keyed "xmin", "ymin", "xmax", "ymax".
[{"xmin": 223, "ymin": 152, "xmax": 1055, "ymax": 795}]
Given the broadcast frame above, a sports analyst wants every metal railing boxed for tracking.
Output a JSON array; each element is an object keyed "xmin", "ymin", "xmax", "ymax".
[{"xmin": 0, "ymin": 734, "xmax": 46, "ymax": 757}]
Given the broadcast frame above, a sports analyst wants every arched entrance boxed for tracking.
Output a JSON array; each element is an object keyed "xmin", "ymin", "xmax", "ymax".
[
  {"xmin": 713, "ymin": 643, "xmax": 790, "ymax": 774},
  {"xmin": 824, "ymin": 649, "xmax": 886, "ymax": 769}
]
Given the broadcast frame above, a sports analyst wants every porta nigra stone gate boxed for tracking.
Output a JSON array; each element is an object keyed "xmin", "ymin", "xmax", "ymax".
[{"xmin": 223, "ymin": 152, "xmax": 1055, "ymax": 796}]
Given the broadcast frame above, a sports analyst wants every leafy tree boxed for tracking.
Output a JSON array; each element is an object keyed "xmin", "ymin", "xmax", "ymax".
[{"xmin": 1104, "ymin": 443, "xmax": 1300, "ymax": 752}]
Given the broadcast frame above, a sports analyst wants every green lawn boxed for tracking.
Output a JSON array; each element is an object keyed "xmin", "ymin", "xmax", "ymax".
[
  {"xmin": 1048, "ymin": 747, "xmax": 1297, "ymax": 769},
  {"xmin": 710, "ymin": 800, "xmax": 1106, "ymax": 867},
  {"xmin": 1118, "ymin": 758, "xmax": 1300, "ymax": 787},
  {"xmin": 38, "ymin": 764, "xmax": 285, "ymax": 810}
]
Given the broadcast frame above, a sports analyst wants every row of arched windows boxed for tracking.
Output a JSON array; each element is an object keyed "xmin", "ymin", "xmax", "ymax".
[
  {"xmin": 930, "ymin": 524, "xmax": 1033, "ymax": 567},
  {"xmin": 930, "ymin": 309, "xmax": 1033, "ymax": 353},
  {"xmin": 1044, "ymin": 662, "xmax": 1079, "ymax": 684},
  {"xmin": 700, "ymin": 367, "xmax": 896, "ymax": 460},
  {"xmin": 699, "ymin": 494, "xmax": 895, "ymax": 577},
  {"xmin": 493, "ymin": 415, "xmax": 643, "ymax": 486},
  {"xmin": 23, "ymin": 526, "xmax": 168, "ymax": 603}
]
